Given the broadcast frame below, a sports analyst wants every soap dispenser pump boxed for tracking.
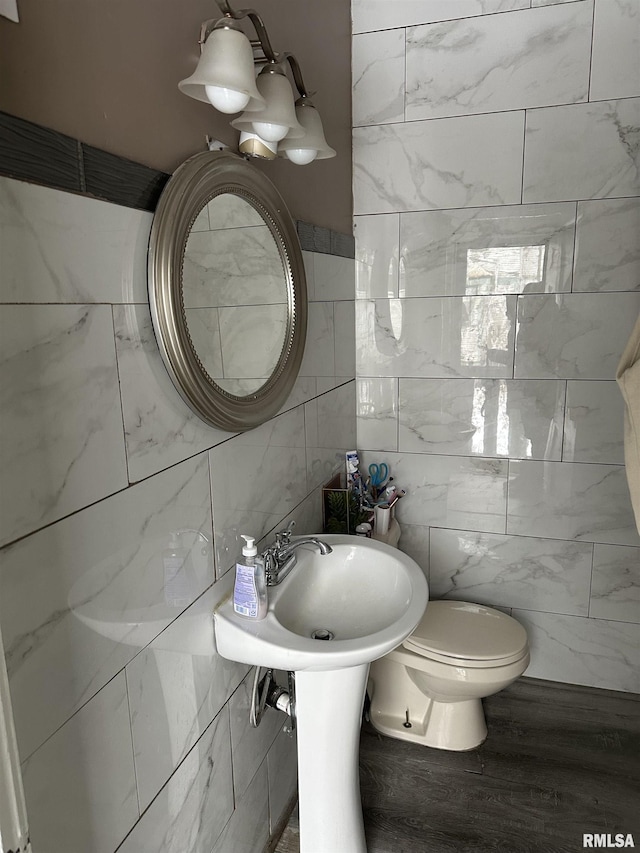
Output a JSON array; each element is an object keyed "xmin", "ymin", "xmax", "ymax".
[{"xmin": 233, "ymin": 534, "xmax": 267, "ymax": 620}]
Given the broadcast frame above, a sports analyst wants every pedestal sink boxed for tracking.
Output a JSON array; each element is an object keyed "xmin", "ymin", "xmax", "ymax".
[{"xmin": 214, "ymin": 535, "xmax": 428, "ymax": 853}]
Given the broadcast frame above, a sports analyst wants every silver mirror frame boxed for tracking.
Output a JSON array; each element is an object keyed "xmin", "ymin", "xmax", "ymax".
[{"xmin": 148, "ymin": 149, "xmax": 307, "ymax": 432}]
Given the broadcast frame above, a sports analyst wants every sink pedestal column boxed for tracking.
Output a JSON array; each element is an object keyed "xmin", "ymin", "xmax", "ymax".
[{"xmin": 295, "ymin": 663, "xmax": 369, "ymax": 853}]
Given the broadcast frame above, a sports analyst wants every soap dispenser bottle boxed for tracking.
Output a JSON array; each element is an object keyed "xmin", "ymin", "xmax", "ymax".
[{"xmin": 233, "ymin": 534, "xmax": 267, "ymax": 620}]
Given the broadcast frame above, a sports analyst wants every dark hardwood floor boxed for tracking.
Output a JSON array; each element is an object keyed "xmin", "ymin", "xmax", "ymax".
[{"xmin": 274, "ymin": 677, "xmax": 640, "ymax": 853}]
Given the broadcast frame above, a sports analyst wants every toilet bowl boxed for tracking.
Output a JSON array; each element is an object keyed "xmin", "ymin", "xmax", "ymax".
[{"xmin": 369, "ymin": 600, "xmax": 530, "ymax": 751}]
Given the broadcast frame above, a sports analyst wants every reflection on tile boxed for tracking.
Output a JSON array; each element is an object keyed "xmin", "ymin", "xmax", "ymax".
[
  {"xmin": 514, "ymin": 293, "xmax": 640, "ymax": 380},
  {"xmin": 352, "ymin": 0, "xmax": 529, "ymax": 34},
  {"xmin": 229, "ymin": 674, "xmax": 284, "ymax": 800},
  {"xmin": 523, "ymin": 98, "xmax": 640, "ymax": 203},
  {"xmin": 430, "ymin": 528, "xmax": 593, "ymax": 615},
  {"xmin": 268, "ymin": 728, "xmax": 298, "ymax": 833},
  {"xmin": 299, "ymin": 302, "xmax": 335, "ymax": 378},
  {"xmin": 211, "ymin": 761, "xmax": 269, "ymax": 853},
  {"xmin": 306, "ymin": 383, "xmax": 357, "ymax": 491},
  {"xmin": 0, "ymin": 455, "xmax": 213, "ymax": 760},
  {"xmin": 208, "ymin": 407, "xmax": 308, "ymax": 576},
  {"xmin": 400, "ymin": 203, "xmax": 576, "ymax": 298},
  {"xmin": 353, "ymin": 30, "xmax": 405, "ymax": 127},
  {"xmin": 334, "ymin": 301, "xmax": 356, "ymax": 378},
  {"xmin": 206, "ymin": 194, "xmax": 263, "ymax": 230},
  {"xmin": 397, "ymin": 523, "xmax": 430, "ymax": 580},
  {"xmin": 183, "ymin": 225, "xmax": 285, "ymax": 308},
  {"xmin": 590, "ymin": 0, "xmax": 640, "ymax": 101},
  {"xmin": 313, "ymin": 254, "xmax": 355, "ymax": 301},
  {"xmin": 0, "ymin": 177, "xmax": 151, "ymax": 304},
  {"xmin": 406, "ymin": 2, "xmax": 591, "ymax": 121},
  {"xmin": 353, "ymin": 112, "xmax": 524, "ymax": 215},
  {"xmin": 118, "ymin": 707, "xmax": 234, "ymax": 853},
  {"xmin": 512, "ymin": 609, "xmax": 640, "ymax": 692},
  {"xmin": 362, "ymin": 452, "xmax": 508, "ymax": 534},
  {"xmin": 113, "ymin": 305, "xmax": 231, "ymax": 482},
  {"xmin": 573, "ymin": 198, "xmax": 640, "ymax": 293},
  {"xmin": 21, "ymin": 674, "xmax": 138, "ymax": 853},
  {"xmin": 126, "ymin": 589, "xmax": 248, "ymax": 811},
  {"xmin": 218, "ymin": 304, "xmax": 287, "ymax": 379},
  {"xmin": 357, "ymin": 377, "xmax": 398, "ymax": 451},
  {"xmin": 0, "ymin": 305, "xmax": 128, "ymax": 546},
  {"xmin": 399, "ymin": 378, "xmax": 565, "ymax": 460},
  {"xmin": 564, "ymin": 381, "xmax": 625, "ymax": 464},
  {"xmin": 184, "ymin": 308, "xmax": 223, "ymax": 378},
  {"xmin": 357, "ymin": 296, "xmax": 517, "ymax": 379},
  {"xmin": 507, "ymin": 460, "xmax": 640, "ymax": 545},
  {"xmin": 355, "ymin": 214, "xmax": 399, "ymax": 300},
  {"xmin": 591, "ymin": 544, "xmax": 640, "ymax": 624}
]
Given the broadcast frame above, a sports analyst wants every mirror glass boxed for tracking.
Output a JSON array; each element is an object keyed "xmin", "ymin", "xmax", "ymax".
[
  {"xmin": 182, "ymin": 194, "xmax": 288, "ymax": 396},
  {"xmin": 148, "ymin": 150, "xmax": 307, "ymax": 432}
]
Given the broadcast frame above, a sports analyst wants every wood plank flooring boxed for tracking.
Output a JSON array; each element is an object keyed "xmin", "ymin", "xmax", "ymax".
[{"xmin": 274, "ymin": 677, "xmax": 640, "ymax": 853}]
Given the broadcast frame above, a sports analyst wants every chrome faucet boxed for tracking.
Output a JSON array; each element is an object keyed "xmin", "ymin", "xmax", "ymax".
[{"xmin": 262, "ymin": 521, "xmax": 333, "ymax": 586}]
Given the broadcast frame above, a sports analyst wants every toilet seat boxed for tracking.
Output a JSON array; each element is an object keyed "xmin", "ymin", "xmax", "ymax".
[{"xmin": 402, "ymin": 600, "xmax": 529, "ymax": 669}]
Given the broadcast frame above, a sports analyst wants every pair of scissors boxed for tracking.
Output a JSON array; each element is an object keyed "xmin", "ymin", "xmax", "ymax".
[{"xmin": 368, "ymin": 462, "xmax": 389, "ymax": 488}]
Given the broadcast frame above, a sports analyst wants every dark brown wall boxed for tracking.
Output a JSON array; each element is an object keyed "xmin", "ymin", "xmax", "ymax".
[{"xmin": 0, "ymin": 0, "xmax": 352, "ymax": 233}]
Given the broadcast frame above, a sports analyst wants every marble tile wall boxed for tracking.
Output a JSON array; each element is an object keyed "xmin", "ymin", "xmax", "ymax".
[
  {"xmin": 0, "ymin": 174, "xmax": 356, "ymax": 851},
  {"xmin": 353, "ymin": 0, "xmax": 640, "ymax": 693}
]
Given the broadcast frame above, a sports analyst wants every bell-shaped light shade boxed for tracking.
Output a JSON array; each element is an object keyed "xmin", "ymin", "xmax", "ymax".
[
  {"xmin": 278, "ymin": 102, "xmax": 336, "ymax": 164},
  {"xmin": 178, "ymin": 25, "xmax": 265, "ymax": 114},
  {"xmin": 231, "ymin": 69, "xmax": 304, "ymax": 143}
]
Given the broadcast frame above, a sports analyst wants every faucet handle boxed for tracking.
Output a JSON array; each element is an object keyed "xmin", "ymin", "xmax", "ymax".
[{"xmin": 275, "ymin": 520, "xmax": 296, "ymax": 548}]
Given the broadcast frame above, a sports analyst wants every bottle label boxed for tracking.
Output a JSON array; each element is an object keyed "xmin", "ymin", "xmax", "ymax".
[{"xmin": 234, "ymin": 563, "xmax": 258, "ymax": 618}]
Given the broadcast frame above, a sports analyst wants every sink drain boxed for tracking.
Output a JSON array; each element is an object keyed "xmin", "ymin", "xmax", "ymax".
[{"xmin": 311, "ymin": 628, "xmax": 334, "ymax": 641}]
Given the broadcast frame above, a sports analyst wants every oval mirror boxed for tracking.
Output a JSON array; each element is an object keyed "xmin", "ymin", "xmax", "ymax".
[{"xmin": 148, "ymin": 150, "xmax": 307, "ymax": 432}]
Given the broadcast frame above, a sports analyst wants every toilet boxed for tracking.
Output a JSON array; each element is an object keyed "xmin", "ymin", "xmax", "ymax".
[{"xmin": 368, "ymin": 599, "xmax": 530, "ymax": 751}]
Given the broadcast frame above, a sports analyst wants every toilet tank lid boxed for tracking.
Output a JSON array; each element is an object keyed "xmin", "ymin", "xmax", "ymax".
[{"xmin": 402, "ymin": 600, "xmax": 528, "ymax": 661}]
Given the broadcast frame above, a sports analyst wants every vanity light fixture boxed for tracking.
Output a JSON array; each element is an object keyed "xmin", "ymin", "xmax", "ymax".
[{"xmin": 178, "ymin": 0, "xmax": 335, "ymax": 164}]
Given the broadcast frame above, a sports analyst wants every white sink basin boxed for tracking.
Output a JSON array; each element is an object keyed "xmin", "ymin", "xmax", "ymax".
[{"xmin": 214, "ymin": 534, "xmax": 428, "ymax": 672}]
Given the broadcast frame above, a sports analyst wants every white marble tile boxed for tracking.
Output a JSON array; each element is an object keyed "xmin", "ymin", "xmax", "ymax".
[
  {"xmin": 118, "ymin": 707, "xmax": 234, "ymax": 853},
  {"xmin": 511, "ymin": 609, "xmax": 640, "ymax": 692},
  {"xmin": 400, "ymin": 203, "xmax": 576, "ymax": 298},
  {"xmin": 362, "ymin": 451, "xmax": 508, "ymax": 534},
  {"xmin": 590, "ymin": 0, "xmax": 640, "ymax": 101},
  {"xmin": 229, "ymin": 673, "xmax": 284, "ymax": 801},
  {"xmin": 0, "ymin": 177, "xmax": 151, "ymax": 304},
  {"xmin": 208, "ymin": 407, "xmax": 308, "ymax": 577},
  {"xmin": 21, "ymin": 674, "xmax": 138, "ymax": 853},
  {"xmin": 507, "ymin": 460, "xmax": 640, "ymax": 545},
  {"xmin": 183, "ymin": 225, "xmax": 285, "ymax": 308},
  {"xmin": 563, "ymin": 381, "xmax": 625, "ymax": 464},
  {"xmin": 113, "ymin": 304, "xmax": 231, "ymax": 483},
  {"xmin": 430, "ymin": 528, "xmax": 593, "ymax": 615},
  {"xmin": 334, "ymin": 301, "xmax": 356, "ymax": 378},
  {"xmin": 398, "ymin": 378, "xmax": 565, "ymax": 460},
  {"xmin": 356, "ymin": 296, "xmax": 517, "ymax": 378},
  {"xmin": 405, "ymin": 2, "xmax": 592, "ymax": 121},
  {"xmin": 352, "ymin": 0, "xmax": 529, "ymax": 34},
  {"xmin": 357, "ymin": 377, "xmax": 398, "ymax": 451},
  {"xmin": 573, "ymin": 198, "xmax": 640, "ymax": 293},
  {"xmin": 0, "ymin": 454, "xmax": 213, "ymax": 760},
  {"xmin": 353, "ymin": 111, "xmax": 525, "ymax": 215},
  {"xmin": 306, "ymin": 383, "xmax": 357, "ymax": 492},
  {"xmin": 302, "ymin": 250, "xmax": 315, "ymax": 301},
  {"xmin": 218, "ymin": 303, "xmax": 287, "ymax": 380},
  {"xmin": 532, "ymin": 0, "xmax": 590, "ymax": 6},
  {"xmin": 353, "ymin": 29, "xmax": 405, "ymax": 127},
  {"xmin": 514, "ymin": 292, "xmax": 640, "ymax": 380},
  {"xmin": 299, "ymin": 301, "xmax": 335, "ymax": 378},
  {"xmin": 523, "ymin": 98, "xmax": 640, "ymax": 203},
  {"xmin": 397, "ymin": 523, "xmax": 431, "ymax": 581},
  {"xmin": 312, "ymin": 253, "xmax": 355, "ymax": 302},
  {"xmin": 267, "ymin": 728, "xmax": 298, "ymax": 833},
  {"xmin": 354, "ymin": 214, "xmax": 399, "ymax": 300},
  {"xmin": 211, "ymin": 760, "xmax": 270, "ymax": 853},
  {"xmin": 206, "ymin": 194, "xmax": 263, "ymax": 230},
  {"xmin": 0, "ymin": 304, "xmax": 128, "ymax": 546},
  {"xmin": 183, "ymin": 307, "xmax": 224, "ymax": 379},
  {"xmin": 591, "ymin": 544, "xmax": 640, "ymax": 623},
  {"xmin": 125, "ymin": 588, "xmax": 248, "ymax": 811}
]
